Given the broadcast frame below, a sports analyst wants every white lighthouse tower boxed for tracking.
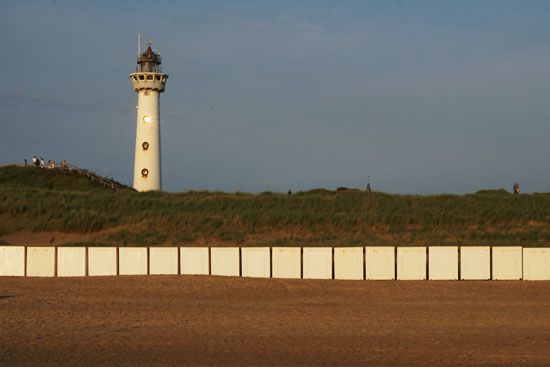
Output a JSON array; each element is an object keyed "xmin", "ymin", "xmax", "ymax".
[{"xmin": 130, "ymin": 37, "xmax": 168, "ymax": 191}]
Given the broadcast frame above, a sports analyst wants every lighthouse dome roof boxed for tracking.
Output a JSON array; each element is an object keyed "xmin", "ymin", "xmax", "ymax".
[{"xmin": 138, "ymin": 46, "xmax": 161, "ymax": 64}]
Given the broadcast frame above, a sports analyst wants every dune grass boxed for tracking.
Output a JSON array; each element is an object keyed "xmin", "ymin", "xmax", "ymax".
[
  {"xmin": 0, "ymin": 166, "xmax": 548, "ymax": 246},
  {"xmin": 0, "ymin": 165, "xmax": 131, "ymax": 191}
]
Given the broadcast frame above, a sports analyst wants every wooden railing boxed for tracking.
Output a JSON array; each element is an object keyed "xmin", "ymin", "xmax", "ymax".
[{"xmin": 64, "ymin": 163, "xmax": 132, "ymax": 191}]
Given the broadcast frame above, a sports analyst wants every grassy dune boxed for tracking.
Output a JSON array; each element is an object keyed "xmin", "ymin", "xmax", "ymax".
[
  {"xmin": 0, "ymin": 165, "xmax": 131, "ymax": 191},
  {"xmin": 0, "ymin": 166, "xmax": 548, "ymax": 246}
]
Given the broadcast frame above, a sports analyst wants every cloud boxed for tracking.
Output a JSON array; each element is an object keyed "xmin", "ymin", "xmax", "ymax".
[{"xmin": 0, "ymin": 90, "xmax": 95, "ymax": 110}]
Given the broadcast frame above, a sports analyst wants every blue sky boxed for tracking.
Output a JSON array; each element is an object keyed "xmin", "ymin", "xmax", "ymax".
[{"xmin": 1, "ymin": 0, "xmax": 549, "ymax": 193}]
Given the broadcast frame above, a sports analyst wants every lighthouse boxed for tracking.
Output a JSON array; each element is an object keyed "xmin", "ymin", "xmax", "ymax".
[{"xmin": 130, "ymin": 37, "xmax": 168, "ymax": 191}]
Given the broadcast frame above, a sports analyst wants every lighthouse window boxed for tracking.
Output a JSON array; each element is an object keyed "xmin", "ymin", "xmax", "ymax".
[
  {"xmin": 142, "ymin": 142, "xmax": 149, "ymax": 150},
  {"xmin": 155, "ymin": 75, "xmax": 161, "ymax": 81},
  {"xmin": 143, "ymin": 115, "xmax": 152, "ymax": 123},
  {"xmin": 139, "ymin": 75, "xmax": 144, "ymax": 80},
  {"xmin": 141, "ymin": 168, "xmax": 149, "ymax": 177},
  {"xmin": 147, "ymin": 75, "xmax": 153, "ymax": 80}
]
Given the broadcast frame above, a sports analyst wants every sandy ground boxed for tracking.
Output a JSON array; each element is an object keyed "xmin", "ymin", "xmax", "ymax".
[
  {"xmin": 1, "ymin": 276, "xmax": 550, "ymax": 366},
  {"xmin": 0, "ymin": 231, "xmax": 92, "ymax": 246},
  {"xmin": 0, "ymin": 231, "xmax": 283, "ymax": 247}
]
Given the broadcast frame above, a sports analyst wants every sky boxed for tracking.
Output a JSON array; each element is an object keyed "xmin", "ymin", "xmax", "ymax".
[{"xmin": 1, "ymin": 0, "xmax": 549, "ymax": 193}]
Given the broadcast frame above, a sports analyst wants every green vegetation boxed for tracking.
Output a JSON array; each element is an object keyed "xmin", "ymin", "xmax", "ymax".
[
  {"xmin": 0, "ymin": 166, "xmax": 548, "ymax": 246},
  {"xmin": 0, "ymin": 165, "xmax": 132, "ymax": 191}
]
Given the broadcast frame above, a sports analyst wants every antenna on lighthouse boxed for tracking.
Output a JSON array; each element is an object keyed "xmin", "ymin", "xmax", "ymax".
[
  {"xmin": 147, "ymin": 35, "xmax": 153, "ymax": 48},
  {"xmin": 137, "ymin": 33, "xmax": 141, "ymax": 57}
]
